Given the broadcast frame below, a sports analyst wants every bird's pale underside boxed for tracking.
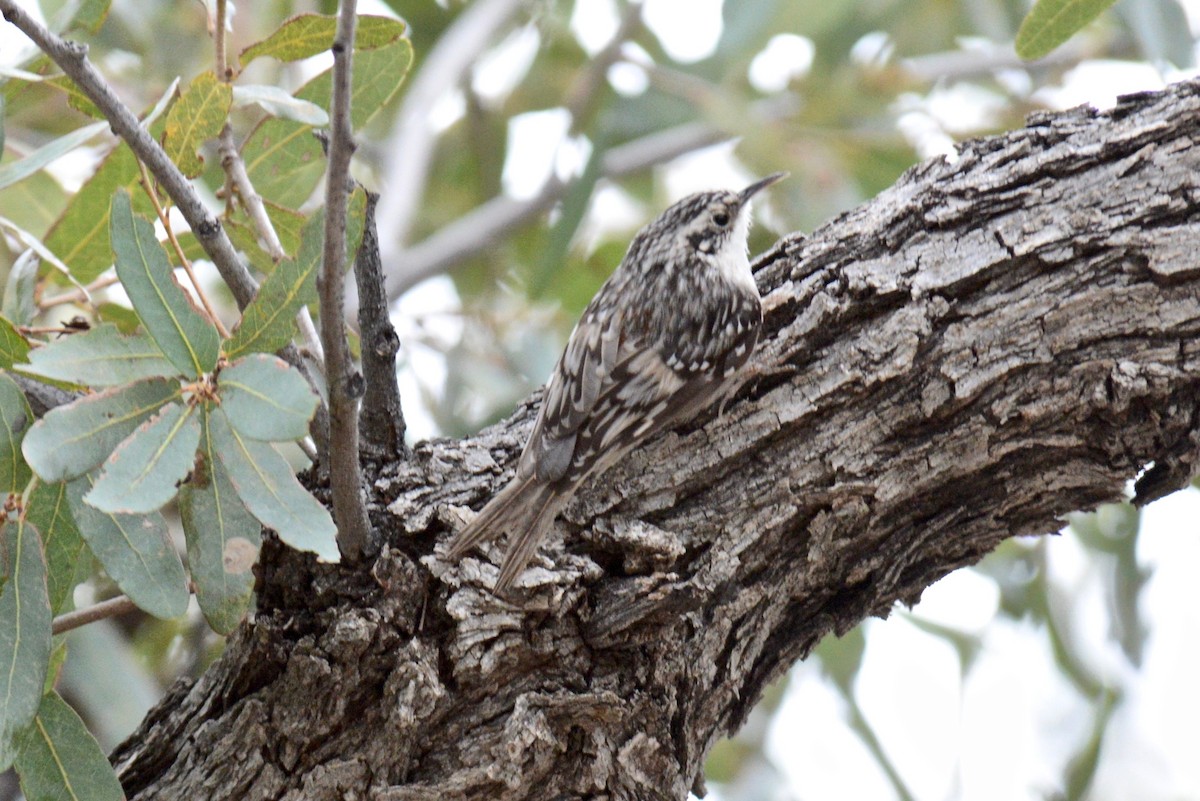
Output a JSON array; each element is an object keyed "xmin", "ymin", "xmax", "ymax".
[{"xmin": 445, "ymin": 173, "xmax": 787, "ymax": 593}]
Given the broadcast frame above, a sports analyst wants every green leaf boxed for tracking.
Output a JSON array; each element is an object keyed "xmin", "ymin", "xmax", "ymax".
[
  {"xmin": 0, "ymin": 371, "xmax": 33, "ymax": 492},
  {"xmin": 25, "ymin": 482, "xmax": 86, "ymax": 615},
  {"xmin": 211, "ymin": 408, "xmax": 338, "ymax": 562},
  {"xmin": 232, "ymin": 84, "xmax": 328, "ymax": 126},
  {"xmin": 60, "ymin": 0, "xmax": 113, "ymax": 34},
  {"xmin": 41, "ymin": 80, "xmax": 177, "ymax": 285},
  {"xmin": 224, "ymin": 210, "xmax": 324, "ymax": 358},
  {"xmin": 0, "ymin": 519, "xmax": 51, "ymax": 773},
  {"xmin": 163, "ymin": 71, "xmax": 232, "ymax": 178},
  {"xmin": 0, "ymin": 170, "xmax": 68, "ymax": 239},
  {"xmin": 95, "ymin": 302, "xmax": 141, "ymax": 334},
  {"xmin": 43, "ymin": 75, "xmax": 104, "ymax": 119},
  {"xmin": 241, "ymin": 38, "xmax": 413, "ymax": 209},
  {"xmin": 66, "ymin": 475, "xmax": 188, "ymax": 619},
  {"xmin": 1015, "ymin": 0, "xmax": 1120, "ymax": 60},
  {"xmin": 3, "ymin": 249, "xmax": 39, "ymax": 325},
  {"xmin": 109, "ymin": 190, "xmax": 220, "ymax": 378},
  {"xmin": 42, "ymin": 144, "xmax": 141, "ymax": 285},
  {"xmin": 14, "ymin": 692, "xmax": 125, "ymax": 801},
  {"xmin": 239, "ymin": 13, "xmax": 408, "ymax": 66},
  {"xmin": 23, "ymin": 324, "xmax": 177, "ymax": 386},
  {"xmin": 180, "ymin": 406, "xmax": 260, "ymax": 634},
  {"xmin": 219, "ymin": 354, "xmax": 318, "ymax": 441},
  {"xmin": 85, "ymin": 402, "xmax": 200, "ymax": 514},
  {"xmin": 0, "ymin": 120, "xmax": 108, "ymax": 191},
  {"xmin": 22, "ymin": 377, "xmax": 179, "ymax": 483},
  {"xmin": 0, "ymin": 317, "xmax": 31, "ymax": 368}
]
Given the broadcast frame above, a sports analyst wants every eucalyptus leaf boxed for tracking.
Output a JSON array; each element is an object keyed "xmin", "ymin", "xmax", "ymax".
[
  {"xmin": 219, "ymin": 354, "xmax": 318, "ymax": 441},
  {"xmin": 1016, "ymin": 0, "xmax": 1120, "ymax": 60},
  {"xmin": 39, "ymin": 79, "xmax": 177, "ymax": 284},
  {"xmin": 66, "ymin": 475, "xmax": 189, "ymax": 619},
  {"xmin": 242, "ymin": 40, "xmax": 412, "ymax": 209},
  {"xmin": 232, "ymin": 84, "xmax": 329, "ymax": 126},
  {"xmin": 25, "ymin": 481, "xmax": 86, "ymax": 615},
  {"xmin": 0, "ymin": 120, "xmax": 108, "ymax": 191},
  {"xmin": 14, "ymin": 692, "xmax": 125, "ymax": 801},
  {"xmin": 164, "ymin": 71, "xmax": 232, "ymax": 177},
  {"xmin": 211, "ymin": 408, "xmax": 338, "ymax": 562},
  {"xmin": 181, "ymin": 405, "xmax": 260, "ymax": 634},
  {"xmin": 224, "ymin": 210, "xmax": 324, "ymax": 358},
  {"xmin": 0, "ymin": 317, "xmax": 31, "ymax": 368},
  {"xmin": 24, "ymin": 324, "xmax": 177, "ymax": 386},
  {"xmin": 22, "ymin": 377, "xmax": 179, "ymax": 483},
  {"xmin": 2, "ymin": 249, "xmax": 38, "ymax": 326},
  {"xmin": 85, "ymin": 402, "xmax": 201, "ymax": 514},
  {"xmin": 239, "ymin": 13, "xmax": 408, "ymax": 66},
  {"xmin": 109, "ymin": 190, "xmax": 220, "ymax": 378},
  {"xmin": 0, "ymin": 519, "xmax": 51, "ymax": 773},
  {"xmin": 0, "ymin": 371, "xmax": 33, "ymax": 493}
]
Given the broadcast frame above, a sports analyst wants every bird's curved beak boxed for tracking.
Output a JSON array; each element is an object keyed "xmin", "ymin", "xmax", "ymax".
[{"xmin": 739, "ymin": 172, "xmax": 788, "ymax": 203}]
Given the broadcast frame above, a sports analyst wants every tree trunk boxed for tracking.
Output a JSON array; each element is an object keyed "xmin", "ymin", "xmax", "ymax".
[{"xmin": 110, "ymin": 80, "xmax": 1200, "ymax": 800}]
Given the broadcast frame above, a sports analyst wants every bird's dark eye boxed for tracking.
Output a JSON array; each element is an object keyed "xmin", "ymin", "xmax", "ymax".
[{"xmin": 712, "ymin": 210, "xmax": 731, "ymax": 227}]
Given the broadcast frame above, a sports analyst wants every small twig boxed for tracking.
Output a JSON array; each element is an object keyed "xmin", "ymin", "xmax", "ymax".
[
  {"xmin": 135, "ymin": 159, "xmax": 231, "ymax": 337},
  {"xmin": 0, "ymin": 0, "xmax": 259, "ymax": 310},
  {"xmin": 218, "ymin": 132, "xmax": 286, "ymax": 263},
  {"xmin": 354, "ymin": 191, "xmax": 407, "ymax": 461},
  {"xmin": 51, "ymin": 594, "xmax": 140, "ymax": 636},
  {"xmin": 213, "ymin": 0, "xmax": 229, "ymax": 81},
  {"xmin": 319, "ymin": 0, "xmax": 371, "ymax": 561},
  {"xmin": 564, "ymin": 2, "xmax": 643, "ymax": 133},
  {"xmin": 373, "ymin": 0, "xmax": 525, "ymax": 253},
  {"xmin": 38, "ymin": 274, "xmax": 120, "ymax": 309}
]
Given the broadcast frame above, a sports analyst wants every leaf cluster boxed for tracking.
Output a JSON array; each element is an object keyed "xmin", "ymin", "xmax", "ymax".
[{"xmin": 0, "ymin": 5, "xmax": 410, "ymax": 794}]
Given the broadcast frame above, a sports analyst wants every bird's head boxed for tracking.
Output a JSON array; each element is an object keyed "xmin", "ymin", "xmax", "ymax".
[{"xmin": 656, "ymin": 172, "xmax": 787, "ymax": 262}]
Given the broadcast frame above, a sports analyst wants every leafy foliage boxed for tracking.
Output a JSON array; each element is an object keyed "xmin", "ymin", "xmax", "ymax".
[{"xmin": 0, "ymin": 5, "xmax": 409, "ymax": 785}]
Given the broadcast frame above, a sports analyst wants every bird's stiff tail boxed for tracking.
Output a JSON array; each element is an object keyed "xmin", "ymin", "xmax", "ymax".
[{"xmin": 444, "ymin": 476, "xmax": 564, "ymax": 594}]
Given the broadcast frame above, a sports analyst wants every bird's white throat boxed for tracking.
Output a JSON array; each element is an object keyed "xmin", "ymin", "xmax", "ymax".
[{"xmin": 712, "ymin": 205, "xmax": 757, "ymax": 295}]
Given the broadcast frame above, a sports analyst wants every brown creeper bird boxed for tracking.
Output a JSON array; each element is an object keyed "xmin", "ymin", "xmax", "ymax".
[{"xmin": 446, "ymin": 172, "xmax": 787, "ymax": 593}]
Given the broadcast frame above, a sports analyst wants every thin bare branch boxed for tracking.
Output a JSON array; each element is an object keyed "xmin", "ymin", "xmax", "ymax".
[
  {"xmin": 319, "ymin": 0, "xmax": 371, "ymax": 560},
  {"xmin": 51, "ymin": 594, "xmax": 139, "ymax": 636},
  {"xmin": 383, "ymin": 121, "xmax": 726, "ymax": 299},
  {"xmin": 374, "ymin": 0, "xmax": 524, "ymax": 255}
]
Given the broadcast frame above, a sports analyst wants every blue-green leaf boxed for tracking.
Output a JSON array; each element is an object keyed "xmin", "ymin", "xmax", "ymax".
[
  {"xmin": 0, "ymin": 371, "xmax": 33, "ymax": 493},
  {"xmin": 180, "ymin": 405, "xmax": 260, "ymax": 634},
  {"xmin": 22, "ymin": 377, "xmax": 179, "ymax": 483},
  {"xmin": 24, "ymin": 482, "xmax": 86, "ymax": 615},
  {"xmin": 219, "ymin": 354, "xmax": 318, "ymax": 441},
  {"xmin": 109, "ymin": 190, "xmax": 220, "ymax": 378},
  {"xmin": 211, "ymin": 408, "xmax": 338, "ymax": 562},
  {"xmin": 1015, "ymin": 0, "xmax": 1120, "ymax": 60},
  {"xmin": 23, "ymin": 324, "xmax": 177, "ymax": 387},
  {"xmin": 85, "ymin": 402, "xmax": 201, "ymax": 514},
  {"xmin": 14, "ymin": 692, "xmax": 125, "ymax": 801},
  {"xmin": 66, "ymin": 476, "xmax": 188, "ymax": 619},
  {"xmin": 0, "ymin": 519, "xmax": 51, "ymax": 772}
]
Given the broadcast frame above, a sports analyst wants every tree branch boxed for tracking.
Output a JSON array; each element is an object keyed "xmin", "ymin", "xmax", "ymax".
[
  {"xmin": 112, "ymin": 81, "xmax": 1200, "ymax": 800},
  {"xmin": 383, "ymin": 121, "xmax": 727, "ymax": 299},
  {"xmin": 0, "ymin": 0, "xmax": 258, "ymax": 310},
  {"xmin": 355, "ymin": 191, "xmax": 408, "ymax": 462},
  {"xmin": 318, "ymin": 0, "xmax": 371, "ymax": 561}
]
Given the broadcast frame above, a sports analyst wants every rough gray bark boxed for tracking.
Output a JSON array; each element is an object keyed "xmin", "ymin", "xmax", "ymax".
[{"xmin": 111, "ymin": 81, "xmax": 1200, "ymax": 800}]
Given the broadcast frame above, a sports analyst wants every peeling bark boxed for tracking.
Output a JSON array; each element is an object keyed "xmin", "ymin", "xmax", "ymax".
[{"xmin": 112, "ymin": 82, "xmax": 1200, "ymax": 800}]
